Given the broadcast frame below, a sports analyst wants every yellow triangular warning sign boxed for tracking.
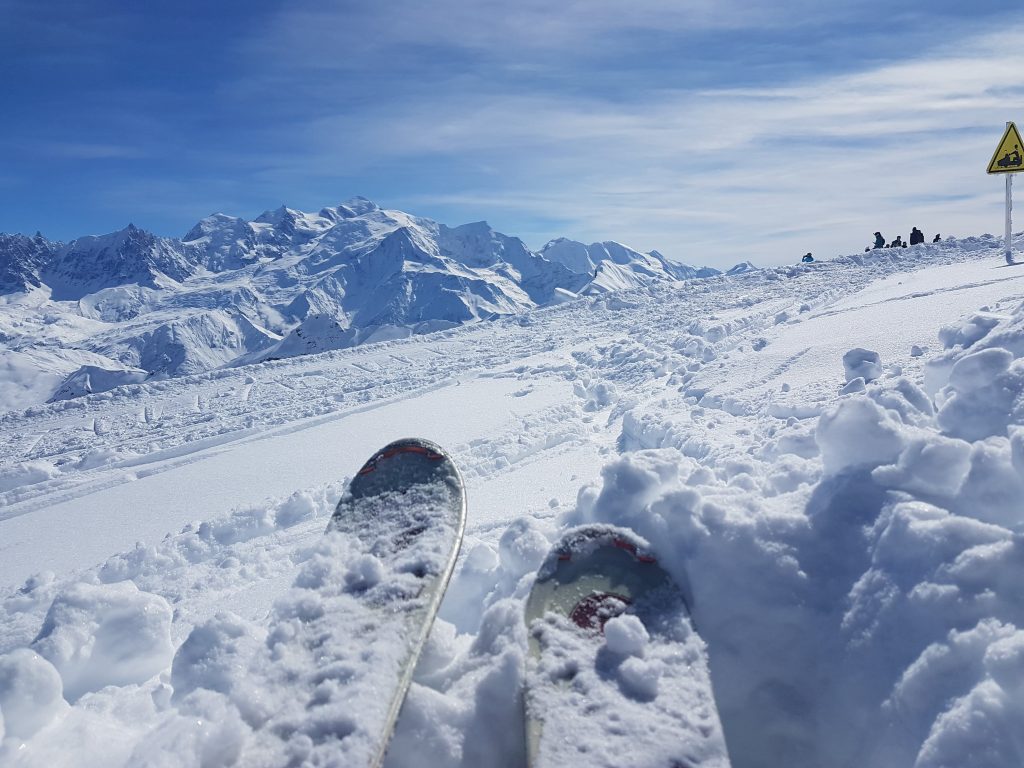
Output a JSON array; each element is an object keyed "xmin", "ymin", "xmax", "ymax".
[{"xmin": 987, "ymin": 122, "xmax": 1024, "ymax": 174}]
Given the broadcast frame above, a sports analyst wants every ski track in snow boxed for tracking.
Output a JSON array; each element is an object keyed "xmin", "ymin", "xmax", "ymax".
[{"xmin": 2, "ymin": 237, "xmax": 1024, "ymax": 767}]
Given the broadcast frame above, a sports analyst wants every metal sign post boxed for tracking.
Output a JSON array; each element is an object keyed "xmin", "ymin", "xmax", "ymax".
[
  {"xmin": 1007, "ymin": 173, "xmax": 1013, "ymax": 265},
  {"xmin": 986, "ymin": 120, "xmax": 1024, "ymax": 265}
]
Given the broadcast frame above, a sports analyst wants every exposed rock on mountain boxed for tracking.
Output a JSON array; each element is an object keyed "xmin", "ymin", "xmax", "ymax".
[
  {"xmin": 0, "ymin": 233, "xmax": 58, "ymax": 294},
  {"xmin": 44, "ymin": 225, "xmax": 194, "ymax": 301}
]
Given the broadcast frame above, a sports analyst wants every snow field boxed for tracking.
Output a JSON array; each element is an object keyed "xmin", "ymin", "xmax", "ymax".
[{"xmin": 0, "ymin": 237, "xmax": 1023, "ymax": 766}]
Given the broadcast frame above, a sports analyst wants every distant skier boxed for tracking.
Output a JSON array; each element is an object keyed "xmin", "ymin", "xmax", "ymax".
[
  {"xmin": 933, "ymin": 233, "xmax": 941, "ymax": 242},
  {"xmin": 801, "ymin": 252, "xmax": 814, "ymax": 263},
  {"xmin": 873, "ymin": 232, "xmax": 885, "ymax": 249},
  {"xmin": 909, "ymin": 227, "xmax": 925, "ymax": 245}
]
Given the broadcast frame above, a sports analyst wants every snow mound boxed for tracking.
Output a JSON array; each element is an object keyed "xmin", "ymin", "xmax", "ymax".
[
  {"xmin": 559, "ymin": 291, "xmax": 1024, "ymax": 766},
  {"xmin": 31, "ymin": 581, "xmax": 174, "ymax": 703},
  {"xmin": 816, "ymin": 396, "xmax": 906, "ymax": 475},
  {"xmin": 48, "ymin": 364, "xmax": 149, "ymax": 402},
  {"xmin": 0, "ymin": 461, "xmax": 60, "ymax": 494},
  {"xmin": 0, "ymin": 648, "xmax": 67, "ymax": 742},
  {"xmin": 170, "ymin": 613, "xmax": 264, "ymax": 705}
]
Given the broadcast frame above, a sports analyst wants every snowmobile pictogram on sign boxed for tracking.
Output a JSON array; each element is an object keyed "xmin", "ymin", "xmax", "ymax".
[{"xmin": 987, "ymin": 122, "xmax": 1024, "ymax": 174}]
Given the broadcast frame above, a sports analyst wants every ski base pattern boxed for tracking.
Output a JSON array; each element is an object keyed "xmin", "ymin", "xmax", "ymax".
[
  {"xmin": 524, "ymin": 524, "xmax": 730, "ymax": 768},
  {"xmin": 240, "ymin": 438, "xmax": 466, "ymax": 767}
]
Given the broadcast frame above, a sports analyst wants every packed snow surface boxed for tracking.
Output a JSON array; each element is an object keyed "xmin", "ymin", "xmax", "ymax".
[{"xmin": 1, "ymin": 233, "xmax": 1023, "ymax": 767}]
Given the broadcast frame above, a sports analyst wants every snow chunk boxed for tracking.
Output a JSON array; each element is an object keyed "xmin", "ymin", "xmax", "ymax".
[
  {"xmin": 842, "ymin": 347, "xmax": 882, "ymax": 383},
  {"xmin": 947, "ymin": 347, "xmax": 1013, "ymax": 392},
  {"xmin": 75, "ymin": 446, "xmax": 140, "ymax": 471},
  {"xmin": 32, "ymin": 581, "xmax": 174, "ymax": 702},
  {"xmin": 937, "ymin": 352, "xmax": 1022, "ymax": 441},
  {"xmin": 938, "ymin": 312, "xmax": 1002, "ymax": 350},
  {"xmin": 872, "ymin": 435, "xmax": 972, "ymax": 497},
  {"xmin": 345, "ymin": 554, "xmax": 385, "ymax": 591},
  {"xmin": 171, "ymin": 612, "xmax": 263, "ymax": 707},
  {"xmin": 127, "ymin": 688, "xmax": 250, "ymax": 768},
  {"xmin": 869, "ymin": 377, "xmax": 935, "ymax": 425},
  {"xmin": 840, "ymin": 376, "xmax": 866, "ymax": 394},
  {"xmin": 887, "ymin": 621, "xmax": 1024, "ymax": 767},
  {"xmin": 275, "ymin": 489, "xmax": 320, "ymax": 527},
  {"xmin": 617, "ymin": 656, "xmax": 661, "ymax": 700},
  {"xmin": 604, "ymin": 614, "xmax": 649, "ymax": 657},
  {"xmin": 498, "ymin": 518, "xmax": 550, "ymax": 579},
  {"xmin": 0, "ymin": 648, "xmax": 68, "ymax": 740},
  {"xmin": 816, "ymin": 397, "xmax": 907, "ymax": 475},
  {"xmin": 985, "ymin": 631, "xmax": 1024, "ymax": 691},
  {"xmin": 948, "ymin": 437, "xmax": 1024, "ymax": 527},
  {"xmin": 0, "ymin": 460, "xmax": 59, "ymax": 493}
]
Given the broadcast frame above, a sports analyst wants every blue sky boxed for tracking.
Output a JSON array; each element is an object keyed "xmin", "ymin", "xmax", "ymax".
[{"xmin": 3, "ymin": 0, "xmax": 1024, "ymax": 268}]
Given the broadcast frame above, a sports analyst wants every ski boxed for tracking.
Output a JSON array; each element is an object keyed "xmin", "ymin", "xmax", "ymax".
[
  {"xmin": 242, "ymin": 438, "xmax": 466, "ymax": 767},
  {"xmin": 523, "ymin": 525, "xmax": 730, "ymax": 768}
]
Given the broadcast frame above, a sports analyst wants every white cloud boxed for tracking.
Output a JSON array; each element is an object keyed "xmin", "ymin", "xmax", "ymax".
[
  {"xmin": 236, "ymin": 0, "xmax": 824, "ymax": 70},
  {"xmin": 220, "ymin": 9, "xmax": 1024, "ymax": 267}
]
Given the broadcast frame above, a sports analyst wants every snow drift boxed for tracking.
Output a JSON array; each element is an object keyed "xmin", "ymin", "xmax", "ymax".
[{"xmin": 0, "ymin": 232, "xmax": 1022, "ymax": 767}]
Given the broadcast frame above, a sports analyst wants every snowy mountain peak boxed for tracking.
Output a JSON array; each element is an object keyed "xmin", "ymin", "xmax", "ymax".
[
  {"xmin": 540, "ymin": 237, "xmax": 718, "ymax": 284},
  {"xmin": 439, "ymin": 221, "xmax": 518, "ymax": 268},
  {"xmin": 44, "ymin": 225, "xmax": 194, "ymax": 301},
  {"xmin": 182, "ymin": 212, "xmax": 249, "ymax": 243},
  {"xmin": 337, "ymin": 196, "xmax": 380, "ymax": 216},
  {"xmin": 182, "ymin": 214, "xmax": 260, "ymax": 272},
  {"xmin": 254, "ymin": 205, "xmax": 301, "ymax": 226},
  {"xmin": 2, "ymin": 197, "xmax": 732, "ymax": 405}
]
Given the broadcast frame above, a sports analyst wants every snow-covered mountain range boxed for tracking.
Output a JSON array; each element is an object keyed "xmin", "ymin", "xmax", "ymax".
[
  {"xmin": 0, "ymin": 198, "xmax": 726, "ymax": 409},
  {"xmin": 1, "ymin": 233, "xmax": 1022, "ymax": 767}
]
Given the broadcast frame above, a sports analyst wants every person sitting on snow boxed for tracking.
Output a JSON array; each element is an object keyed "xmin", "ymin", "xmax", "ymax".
[
  {"xmin": 889, "ymin": 235, "xmax": 903, "ymax": 248},
  {"xmin": 873, "ymin": 232, "xmax": 885, "ymax": 249},
  {"xmin": 801, "ymin": 252, "xmax": 814, "ymax": 263},
  {"xmin": 933, "ymin": 233, "xmax": 941, "ymax": 242},
  {"xmin": 909, "ymin": 227, "xmax": 925, "ymax": 245}
]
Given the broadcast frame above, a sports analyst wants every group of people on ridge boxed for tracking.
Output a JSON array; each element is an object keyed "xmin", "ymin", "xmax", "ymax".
[
  {"xmin": 872, "ymin": 228, "xmax": 940, "ymax": 249},
  {"xmin": 800, "ymin": 226, "xmax": 941, "ymax": 264},
  {"xmin": 800, "ymin": 227, "xmax": 942, "ymax": 264}
]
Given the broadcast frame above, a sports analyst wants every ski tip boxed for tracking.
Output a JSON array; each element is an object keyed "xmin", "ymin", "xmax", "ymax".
[
  {"xmin": 356, "ymin": 438, "xmax": 450, "ymax": 477},
  {"xmin": 539, "ymin": 524, "xmax": 657, "ymax": 580},
  {"xmin": 329, "ymin": 438, "xmax": 466, "ymax": 535}
]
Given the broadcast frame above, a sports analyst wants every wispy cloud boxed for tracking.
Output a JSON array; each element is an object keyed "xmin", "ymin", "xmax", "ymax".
[
  {"xmin": 42, "ymin": 142, "xmax": 147, "ymax": 160},
  {"xmin": 4, "ymin": 1, "xmax": 1023, "ymax": 266},
  {"xmin": 237, "ymin": 0, "xmax": 808, "ymax": 67},
  {"xmin": 218, "ymin": 16, "xmax": 1024, "ymax": 265}
]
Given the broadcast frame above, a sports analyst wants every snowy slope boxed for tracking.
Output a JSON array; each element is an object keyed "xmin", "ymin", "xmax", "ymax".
[
  {"xmin": 1, "ymin": 234, "xmax": 1023, "ymax": 767},
  {"xmin": 0, "ymin": 200, "xmax": 720, "ymax": 409}
]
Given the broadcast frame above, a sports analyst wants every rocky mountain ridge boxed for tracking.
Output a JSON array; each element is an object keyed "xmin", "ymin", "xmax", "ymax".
[{"xmin": 0, "ymin": 198, "xmax": 734, "ymax": 408}]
